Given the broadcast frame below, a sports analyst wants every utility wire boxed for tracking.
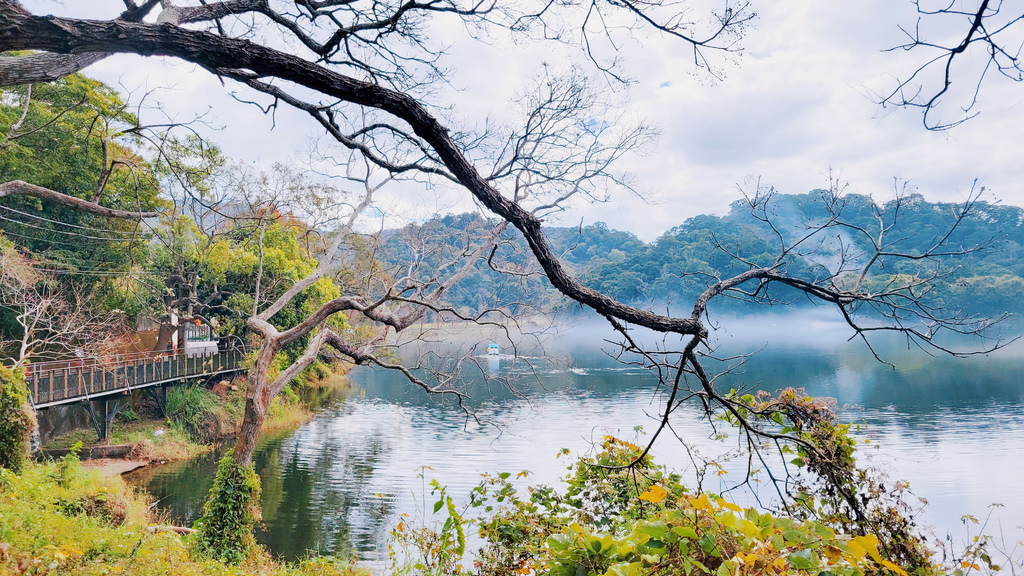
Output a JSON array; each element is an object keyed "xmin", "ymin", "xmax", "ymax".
[
  {"xmin": 0, "ymin": 204, "xmax": 142, "ymax": 236},
  {"xmin": 33, "ymin": 268, "xmax": 157, "ymax": 277},
  {"xmin": 0, "ymin": 213, "xmax": 142, "ymax": 242},
  {"xmin": 0, "ymin": 226, "xmax": 104, "ymax": 250}
]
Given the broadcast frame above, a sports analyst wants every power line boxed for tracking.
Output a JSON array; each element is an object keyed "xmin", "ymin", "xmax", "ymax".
[
  {"xmin": 33, "ymin": 268, "xmax": 156, "ymax": 277},
  {"xmin": 0, "ymin": 204, "xmax": 142, "ymax": 236},
  {"xmin": 37, "ymin": 261, "xmax": 151, "ymax": 275},
  {"xmin": 0, "ymin": 226, "xmax": 101, "ymax": 250},
  {"xmin": 1, "ymin": 233, "xmax": 154, "ymax": 277},
  {"xmin": 0, "ymin": 213, "xmax": 143, "ymax": 242}
]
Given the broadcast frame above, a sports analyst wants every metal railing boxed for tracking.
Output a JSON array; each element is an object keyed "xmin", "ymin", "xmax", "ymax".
[{"xmin": 24, "ymin": 347, "xmax": 248, "ymax": 409}]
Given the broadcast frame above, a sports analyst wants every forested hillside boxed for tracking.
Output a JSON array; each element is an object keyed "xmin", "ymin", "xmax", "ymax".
[{"xmin": 381, "ymin": 192, "xmax": 1024, "ymax": 322}]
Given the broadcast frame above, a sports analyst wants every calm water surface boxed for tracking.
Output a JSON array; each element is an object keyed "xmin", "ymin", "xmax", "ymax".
[{"xmin": 131, "ymin": 318, "xmax": 1024, "ymax": 562}]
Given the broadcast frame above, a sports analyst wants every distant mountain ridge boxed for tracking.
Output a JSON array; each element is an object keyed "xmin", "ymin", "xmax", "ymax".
[{"xmin": 375, "ymin": 192, "xmax": 1024, "ymax": 322}]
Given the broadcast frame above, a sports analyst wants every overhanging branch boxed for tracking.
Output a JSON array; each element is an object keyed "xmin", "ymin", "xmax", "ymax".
[{"xmin": 0, "ymin": 180, "xmax": 159, "ymax": 219}]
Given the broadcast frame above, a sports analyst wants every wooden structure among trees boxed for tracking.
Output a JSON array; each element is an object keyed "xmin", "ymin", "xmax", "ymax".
[{"xmin": 23, "ymin": 347, "xmax": 246, "ymax": 441}]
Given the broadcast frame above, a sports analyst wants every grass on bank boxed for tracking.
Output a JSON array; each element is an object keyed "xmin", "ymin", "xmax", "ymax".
[
  {"xmin": 42, "ymin": 420, "xmax": 205, "ymax": 460},
  {"xmin": 0, "ymin": 455, "xmax": 366, "ymax": 576}
]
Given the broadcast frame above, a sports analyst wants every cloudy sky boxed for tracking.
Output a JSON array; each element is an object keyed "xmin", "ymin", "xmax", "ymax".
[{"xmin": 28, "ymin": 0, "xmax": 1024, "ymax": 241}]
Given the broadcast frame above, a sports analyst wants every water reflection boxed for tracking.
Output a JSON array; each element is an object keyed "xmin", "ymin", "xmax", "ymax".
[
  {"xmin": 131, "ymin": 385, "xmax": 402, "ymax": 560},
  {"xmin": 133, "ymin": 323, "xmax": 1024, "ymax": 562}
]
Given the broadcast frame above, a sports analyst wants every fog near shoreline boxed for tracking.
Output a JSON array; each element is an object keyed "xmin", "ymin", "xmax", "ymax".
[{"xmin": 504, "ymin": 307, "xmax": 1024, "ymax": 359}]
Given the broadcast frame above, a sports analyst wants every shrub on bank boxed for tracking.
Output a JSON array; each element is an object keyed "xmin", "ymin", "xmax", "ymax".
[
  {"xmin": 391, "ymin": 437, "xmax": 927, "ymax": 576},
  {"xmin": 0, "ymin": 366, "xmax": 35, "ymax": 472},
  {"xmin": 167, "ymin": 384, "xmax": 233, "ymax": 443}
]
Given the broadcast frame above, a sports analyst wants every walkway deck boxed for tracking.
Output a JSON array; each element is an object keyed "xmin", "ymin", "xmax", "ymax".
[{"xmin": 25, "ymin": 347, "xmax": 247, "ymax": 409}]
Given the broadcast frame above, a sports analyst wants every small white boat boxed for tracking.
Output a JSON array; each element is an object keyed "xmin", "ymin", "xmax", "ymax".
[{"xmin": 486, "ymin": 343, "xmax": 500, "ymax": 355}]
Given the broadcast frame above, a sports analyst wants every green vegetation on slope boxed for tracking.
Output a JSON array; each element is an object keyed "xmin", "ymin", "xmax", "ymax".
[
  {"xmin": 377, "ymin": 193, "xmax": 1024, "ymax": 322},
  {"xmin": 0, "ymin": 452, "xmax": 366, "ymax": 575},
  {"xmin": 0, "ymin": 366, "xmax": 33, "ymax": 471}
]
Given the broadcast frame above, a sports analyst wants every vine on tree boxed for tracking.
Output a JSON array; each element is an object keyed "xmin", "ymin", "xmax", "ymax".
[
  {"xmin": 193, "ymin": 450, "xmax": 262, "ymax": 564},
  {"xmin": 0, "ymin": 366, "xmax": 35, "ymax": 472}
]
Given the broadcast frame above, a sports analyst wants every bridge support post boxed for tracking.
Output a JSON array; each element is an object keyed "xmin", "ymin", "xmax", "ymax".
[
  {"xmin": 85, "ymin": 396, "xmax": 131, "ymax": 444},
  {"xmin": 38, "ymin": 405, "xmax": 77, "ymax": 447},
  {"xmin": 145, "ymin": 384, "xmax": 168, "ymax": 418}
]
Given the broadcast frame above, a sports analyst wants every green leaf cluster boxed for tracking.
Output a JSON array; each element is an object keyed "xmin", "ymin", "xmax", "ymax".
[
  {"xmin": 0, "ymin": 365, "xmax": 34, "ymax": 472},
  {"xmin": 193, "ymin": 451, "xmax": 262, "ymax": 564}
]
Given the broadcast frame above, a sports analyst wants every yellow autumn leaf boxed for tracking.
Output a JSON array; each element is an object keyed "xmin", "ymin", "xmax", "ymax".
[
  {"xmin": 736, "ymin": 517, "xmax": 760, "ymax": 537},
  {"xmin": 396, "ymin": 521, "xmax": 405, "ymax": 532},
  {"xmin": 688, "ymin": 494, "xmax": 712, "ymax": 510},
  {"xmin": 855, "ymin": 534, "xmax": 880, "ymax": 548},
  {"xmin": 845, "ymin": 540, "xmax": 867, "ymax": 560},
  {"xmin": 717, "ymin": 511, "xmax": 737, "ymax": 528},
  {"xmin": 853, "ymin": 535, "xmax": 883, "ymax": 563},
  {"xmin": 639, "ymin": 485, "xmax": 668, "ymax": 503},
  {"xmin": 719, "ymin": 500, "xmax": 743, "ymax": 513},
  {"xmin": 881, "ymin": 559, "xmax": 909, "ymax": 576}
]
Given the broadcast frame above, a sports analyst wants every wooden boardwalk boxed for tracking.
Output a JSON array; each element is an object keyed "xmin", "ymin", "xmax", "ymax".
[{"xmin": 25, "ymin": 347, "xmax": 247, "ymax": 409}]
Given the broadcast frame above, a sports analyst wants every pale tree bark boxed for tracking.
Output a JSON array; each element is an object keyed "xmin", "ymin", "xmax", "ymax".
[
  {"xmin": 232, "ymin": 204, "xmax": 509, "ymax": 465},
  {"xmin": 0, "ymin": 180, "xmax": 159, "ymax": 219}
]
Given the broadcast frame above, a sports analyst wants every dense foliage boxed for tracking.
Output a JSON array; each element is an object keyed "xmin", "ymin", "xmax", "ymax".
[
  {"xmin": 0, "ymin": 74, "xmax": 162, "ymax": 316},
  {"xmin": 391, "ymin": 435, "xmax": 927, "ymax": 576},
  {"xmin": 193, "ymin": 451, "xmax": 262, "ymax": 564},
  {"xmin": 0, "ymin": 366, "xmax": 33, "ymax": 471}
]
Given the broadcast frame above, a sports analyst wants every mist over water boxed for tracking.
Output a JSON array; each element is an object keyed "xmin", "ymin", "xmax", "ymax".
[{"xmin": 133, "ymin": 314, "xmax": 1024, "ymax": 563}]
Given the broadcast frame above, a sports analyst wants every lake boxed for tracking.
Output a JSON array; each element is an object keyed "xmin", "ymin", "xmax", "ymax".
[{"xmin": 130, "ymin": 315, "xmax": 1024, "ymax": 563}]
